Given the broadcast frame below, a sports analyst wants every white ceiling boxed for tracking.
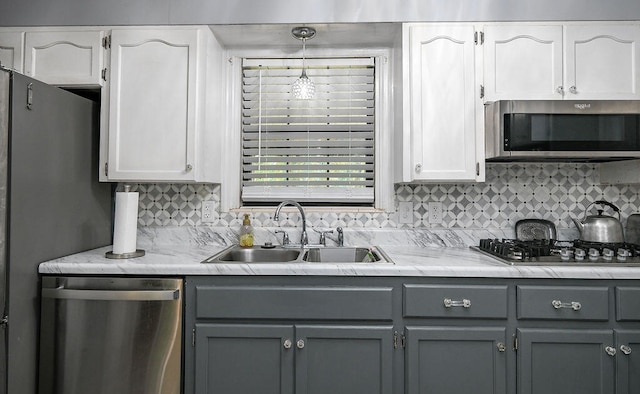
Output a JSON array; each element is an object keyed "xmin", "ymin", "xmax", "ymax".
[{"xmin": 209, "ymin": 23, "xmax": 401, "ymax": 49}]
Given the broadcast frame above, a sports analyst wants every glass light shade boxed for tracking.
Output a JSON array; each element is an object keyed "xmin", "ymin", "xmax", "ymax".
[{"xmin": 292, "ymin": 73, "xmax": 315, "ymax": 99}]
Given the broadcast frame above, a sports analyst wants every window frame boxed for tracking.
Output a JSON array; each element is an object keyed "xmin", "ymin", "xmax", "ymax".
[{"xmin": 219, "ymin": 46, "xmax": 394, "ymax": 212}]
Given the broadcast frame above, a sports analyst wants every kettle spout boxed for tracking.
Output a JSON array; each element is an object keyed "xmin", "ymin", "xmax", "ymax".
[{"xmin": 571, "ymin": 217, "xmax": 584, "ymax": 233}]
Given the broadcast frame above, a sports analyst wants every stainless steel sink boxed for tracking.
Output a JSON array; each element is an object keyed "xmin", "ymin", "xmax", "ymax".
[
  {"xmin": 202, "ymin": 245, "xmax": 304, "ymax": 263},
  {"xmin": 202, "ymin": 245, "xmax": 393, "ymax": 264},
  {"xmin": 303, "ymin": 246, "xmax": 392, "ymax": 263}
]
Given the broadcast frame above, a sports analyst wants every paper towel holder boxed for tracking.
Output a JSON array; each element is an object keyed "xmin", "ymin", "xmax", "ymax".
[{"xmin": 105, "ymin": 183, "xmax": 145, "ymax": 259}]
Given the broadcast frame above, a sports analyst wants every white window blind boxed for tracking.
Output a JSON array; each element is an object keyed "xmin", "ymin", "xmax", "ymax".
[{"xmin": 241, "ymin": 57, "xmax": 375, "ymax": 204}]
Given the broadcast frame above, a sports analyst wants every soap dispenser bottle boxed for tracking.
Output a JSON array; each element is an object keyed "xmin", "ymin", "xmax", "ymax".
[{"xmin": 239, "ymin": 214, "xmax": 254, "ymax": 247}]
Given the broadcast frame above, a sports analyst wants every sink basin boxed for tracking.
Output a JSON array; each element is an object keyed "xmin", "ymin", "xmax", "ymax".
[
  {"xmin": 303, "ymin": 246, "xmax": 393, "ymax": 264},
  {"xmin": 202, "ymin": 245, "xmax": 304, "ymax": 263},
  {"xmin": 202, "ymin": 245, "xmax": 392, "ymax": 264}
]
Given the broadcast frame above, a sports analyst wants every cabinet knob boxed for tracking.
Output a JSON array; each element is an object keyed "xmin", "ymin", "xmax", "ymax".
[
  {"xmin": 186, "ymin": 164, "xmax": 193, "ymax": 172},
  {"xmin": 605, "ymin": 346, "xmax": 617, "ymax": 356},
  {"xmin": 415, "ymin": 163, "xmax": 422, "ymax": 174},
  {"xmin": 557, "ymin": 86, "xmax": 564, "ymax": 94},
  {"xmin": 283, "ymin": 339, "xmax": 292, "ymax": 349},
  {"xmin": 496, "ymin": 342, "xmax": 506, "ymax": 352},
  {"xmin": 296, "ymin": 339, "xmax": 305, "ymax": 349},
  {"xmin": 569, "ymin": 86, "xmax": 577, "ymax": 94},
  {"xmin": 620, "ymin": 345, "xmax": 632, "ymax": 355}
]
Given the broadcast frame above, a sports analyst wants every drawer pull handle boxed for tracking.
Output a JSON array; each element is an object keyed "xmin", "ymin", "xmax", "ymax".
[
  {"xmin": 444, "ymin": 298, "xmax": 471, "ymax": 308},
  {"xmin": 283, "ymin": 339, "xmax": 292, "ymax": 349},
  {"xmin": 551, "ymin": 300, "xmax": 581, "ymax": 311},
  {"xmin": 296, "ymin": 339, "xmax": 305, "ymax": 349},
  {"xmin": 620, "ymin": 345, "xmax": 632, "ymax": 355},
  {"xmin": 605, "ymin": 346, "xmax": 616, "ymax": 356}
]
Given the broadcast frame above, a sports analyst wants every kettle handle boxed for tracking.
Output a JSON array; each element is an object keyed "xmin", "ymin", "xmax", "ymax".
[{"xmin": 586, "ymin": 200, "xmax": 621, "ymax": 219}]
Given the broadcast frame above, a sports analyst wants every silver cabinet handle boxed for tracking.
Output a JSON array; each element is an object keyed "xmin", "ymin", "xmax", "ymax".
[
  {"xmin": 557, "ymin": 86, "xmax": 564, "ymax": 94},
  {"xmin": 605, "ymin": 346, "xmax": 617, "ymax": 356},
  {"xmin": 444, "ymin": 298, "xmax": 471, "ymax": 308},
  {"xmin": 296, "ymin": 339, "xmax": 305, "ymax": 349},
  {"xmin": 415, "ymin": 163, "xmax": 422, "ymax": 173},
  {"xmin": 496, "ymin": 342, "xmax": 506, "ymax": 352},
  {"xmin": 283, "ymin": 339, "xmax": 292, "ymax": 349},
  {"xmin": 42, "ymin": 287, "xmax": 180, "ymax": 301},
  {"xmin": 551, "ymin": 300, "xmax": 581, "ymax": 311},
  {"xmin": 569, "ymin": 86, "xmax": 577, "ymax": 94},
  {"xmin": 186, "ymin": 164, "xmax": 193, "ymax": 172},
  {"xmin": 620, "ymin": 345, "xmax": 632, "ymax": 355}
]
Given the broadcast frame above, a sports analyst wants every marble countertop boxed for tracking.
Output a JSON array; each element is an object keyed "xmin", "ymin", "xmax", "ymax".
[{"xmin": 39, "ymin": 243, "xmax": 640, "ymax": 280}]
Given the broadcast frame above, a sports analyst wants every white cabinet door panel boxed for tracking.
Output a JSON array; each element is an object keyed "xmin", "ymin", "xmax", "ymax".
[{"xmin": 0, "ymin": 32, "xmax": 24, "ymax": 72}]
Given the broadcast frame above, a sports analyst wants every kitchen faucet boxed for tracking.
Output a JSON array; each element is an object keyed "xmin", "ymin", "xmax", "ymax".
[{"xmin": 273, "ymin": 200, "xmax": 308, "ymax": 246}]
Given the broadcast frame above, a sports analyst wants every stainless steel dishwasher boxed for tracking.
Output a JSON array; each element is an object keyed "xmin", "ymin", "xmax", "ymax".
[{"xmin": 38, "ymin": 276, "xmax": 183, "ymax": 394}]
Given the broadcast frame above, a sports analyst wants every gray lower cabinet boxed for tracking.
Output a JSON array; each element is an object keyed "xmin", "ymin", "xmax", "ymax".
[
  {"xmin": 517, "ymin": 328, "xmax": 615, "ymax": 394},
  {"xmin": 405, "ymin": 326, "xmax": 508, "ymax": 394},
  {"xmin": 194, "ymin": 323, "xmax": 393, "ymax": 394},
  {"xmin": 615, "ymin": 330, "xmax": 640, "ymax": 394}
]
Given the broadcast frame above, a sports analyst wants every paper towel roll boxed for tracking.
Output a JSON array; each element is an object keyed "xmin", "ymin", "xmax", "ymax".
[{"xmin": 112, "ymin": 191, "xmax": 139, "ymax": 255}]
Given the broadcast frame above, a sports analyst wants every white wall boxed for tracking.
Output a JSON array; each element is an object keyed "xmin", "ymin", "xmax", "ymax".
[{"xmin": 2, "ymin": 0, "xmax": 640, "ymax": 27}]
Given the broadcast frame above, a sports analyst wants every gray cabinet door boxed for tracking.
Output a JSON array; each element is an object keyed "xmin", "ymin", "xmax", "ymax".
[
  {"xmin": 405, "ymin": 326, "xmax": 508, "ymax": 394},
  {"xmin": 517, "ymin": 328, "xmax": 615, "ymax": 394},
  {"xmin": 294, "ymin": 325, "xmax": 394, "ymax": 394},
  {"xmin": 194, "ymin": 324, "xmax": 294, "ymax": 394},
  {"xmin": 615, "ymin": 330, "xmax": 640, "ymax": 394}
]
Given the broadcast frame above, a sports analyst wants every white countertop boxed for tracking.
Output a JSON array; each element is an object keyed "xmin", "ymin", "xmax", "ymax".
[{"xmin": 38, "ymin": 244, "xmax": 640, "ymax": 280}]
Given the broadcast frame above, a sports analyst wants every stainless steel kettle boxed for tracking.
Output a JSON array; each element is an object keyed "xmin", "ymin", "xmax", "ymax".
[{"xmin": 572, "ymin": 200, "xmax": 624, "ymax": 243}]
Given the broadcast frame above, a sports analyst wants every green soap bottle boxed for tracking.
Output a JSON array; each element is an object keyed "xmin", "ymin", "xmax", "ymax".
[{"xmin": 239, "ymin": 214, "xmax": 254, "ymax": 247}]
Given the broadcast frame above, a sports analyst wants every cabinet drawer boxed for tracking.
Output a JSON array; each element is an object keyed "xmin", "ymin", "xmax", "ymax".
[
  {"xmin": 403, "ymin": 285, "xmax": 508, "ymax": 319},
  {"xmin": 517, "ymin": 286, "xmax": 609, "ymax": 321},
  {"xmin": 195, "ymin": 285, "xmax": 393, "ymax": 320},
  {"xmin": 616, "ymin": 287, "xmax": 640, "ymax": 321}
]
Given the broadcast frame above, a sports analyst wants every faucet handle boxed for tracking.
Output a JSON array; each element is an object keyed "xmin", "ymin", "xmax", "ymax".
[
  {"xmin": 275, "ymin": 229, "xmax": 290, "ymax": 246},
  {"xmin": 314, "ymin": 229, "xmax": 334, "ymax": 246}
]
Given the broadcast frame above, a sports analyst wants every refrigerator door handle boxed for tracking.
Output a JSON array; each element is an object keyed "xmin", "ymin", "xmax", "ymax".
[{"xmin": 41, "ymin": 287, "xmax": 180, "ymax": 301}]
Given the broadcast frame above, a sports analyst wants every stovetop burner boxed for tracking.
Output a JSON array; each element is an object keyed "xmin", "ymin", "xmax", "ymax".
[{"xmin": 474, "ymin": 238, "xmax": 640, "ymax": 266}]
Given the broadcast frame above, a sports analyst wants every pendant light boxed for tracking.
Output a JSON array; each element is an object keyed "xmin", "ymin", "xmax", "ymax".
[{"xmin": 291, "ymin": 26, "xmax": 316, "ymax": 99}]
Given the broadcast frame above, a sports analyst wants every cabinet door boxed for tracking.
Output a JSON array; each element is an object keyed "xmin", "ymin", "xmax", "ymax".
[
  {"xmin": 194, "ymin": 324, "xmax": 294, "ymax": 394},
  {"xmin": 24, "ymin": 31, "xmax": 104, "ymax": 87},
  {"xmin": 565, "ymin": 25, "xmax": 640, "ymax": 99},
  {"xmin": 405, "ymin": 326, "xmax": 507, "ymax": 394},
  {"xmin": 484, "ymin": 25, "xmax": 563, "ymax": 100},
  {"xmin": 0, "ymin": 32, "xmax": 23, "ymax": 72},
  {"xmin": 295, "ymin": 325, "xmax": 393, "ymax": 394},
  {"xmin": 107, "ymin": 29, "xmax": 199, "ymax": 181},
  {"xmin": 615, "ymin": 330, "xmax": 640, "ymax": 394},
  {"xmin": 405, "ymin": 24, "xmax": 482, "ymax": 182},
  {"xmin": 517, "ymin": 328, "xmax": 615, "ymax": 394}
]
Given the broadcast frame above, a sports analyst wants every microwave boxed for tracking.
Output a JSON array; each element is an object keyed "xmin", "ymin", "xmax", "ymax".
[{"xmin": 485, "ymin": 100, "xmax": 640, "ymax": 161}]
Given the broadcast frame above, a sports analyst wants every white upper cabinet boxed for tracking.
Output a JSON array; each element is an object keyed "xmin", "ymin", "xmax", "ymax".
[
  {"xmin": 565, "ymin": 24, "xmax": 640, "ymax": 100},
  {"xmin": 24, "ymin": 30, "xmax": 105, "ymax": 87},
  {"xmin": 484, "ymin": 25, "xmax": 563, "ymax": 100},
  {"xmin": 484, "ymin": 23, "xmax": 640, "ymax": 101},
  {"xmin": 0, "ymin": 31, "xmax": 24, "ymax": 72},
  {"xmin": 400, "ymin": 24, "xmax": 484, "ymax": 183},
  {"xmin": 102, "ymin": 27, "xmax": 222, "ymax": 183}
]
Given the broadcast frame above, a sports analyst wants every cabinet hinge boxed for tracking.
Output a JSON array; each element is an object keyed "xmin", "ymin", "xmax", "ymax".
[
  {"xmin": 480, "ymin": 84, "xmax": 485, "ymax": 99},
  {"xmin": 393, "ymin": 331, "xmax": 406, "ymax": 349},
  {"xmin": 513, "ymin": 335, "xmax": 518, "ymax": 351},
  {"xmin": 474, "ymin": 31, "xmax": 484, "ymax": 45},
  {"xmin": 102, "ymin": 68, "xmax": 107, "ymax": 82},
  {"xmin": 192, "ymin": 328, "xmax": 196, "ymax": 347},
  {"xmin": 102, "ymin": 35, "xmax": 111, "ymax": 49},
  {"xmin": 104, "ymin": 162, "xmax": 108, "ymax": 177},
  {"xmin": 476, "ymin": 162, "xmax": 480, "ymax": 176}
]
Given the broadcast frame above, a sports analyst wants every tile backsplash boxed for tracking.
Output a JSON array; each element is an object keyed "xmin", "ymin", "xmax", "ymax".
[{"xmin": 131, "ymin": 163, "xmax": 640, "ymax": 230}]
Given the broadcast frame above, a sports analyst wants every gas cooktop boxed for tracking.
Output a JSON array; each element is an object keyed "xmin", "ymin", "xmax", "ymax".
[{"xmin": 473, "ymin": 238, "xmax": 640, "ymax": 266}]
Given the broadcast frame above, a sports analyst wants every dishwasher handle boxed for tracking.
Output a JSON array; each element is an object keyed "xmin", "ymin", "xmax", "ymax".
[{"xmin": 42, "ymin": 287, "xmax": 180, "ymax": 301}]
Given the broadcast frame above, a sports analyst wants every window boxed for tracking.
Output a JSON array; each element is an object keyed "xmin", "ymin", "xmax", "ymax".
[{"xmin": 241, "ymin": 57, "xmax": 375, "ymax": 205}]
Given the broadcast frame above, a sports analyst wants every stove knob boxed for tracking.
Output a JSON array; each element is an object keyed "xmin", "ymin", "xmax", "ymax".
[
  {"xmin": 602, "ymin": 248, "xmax": 614, "ymax": 261},
  {"xmin": 588, "ymin": 248, "xmax": 600, "ymax": 261},
  {"xmin": 617, "ymin": 248, "xmax": 631, "ymax": 261},
  {"xmin": 560, "ymin": 248, "xmax": 574, "ymax": 261},
  {"xmin": 574, "ymin": 248, "xmax": 586, "ymax": 261}
]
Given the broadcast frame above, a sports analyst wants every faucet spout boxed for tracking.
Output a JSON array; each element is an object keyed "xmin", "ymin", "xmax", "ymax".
[{"xmin": 273, "ymin": 200, "xmax": 308, "ymax": 246}]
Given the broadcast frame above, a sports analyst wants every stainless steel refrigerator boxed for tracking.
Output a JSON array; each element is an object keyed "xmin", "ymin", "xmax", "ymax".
[{"xmin": 0, "ymin": 68, "xmax": 113, "ymax": 394}]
